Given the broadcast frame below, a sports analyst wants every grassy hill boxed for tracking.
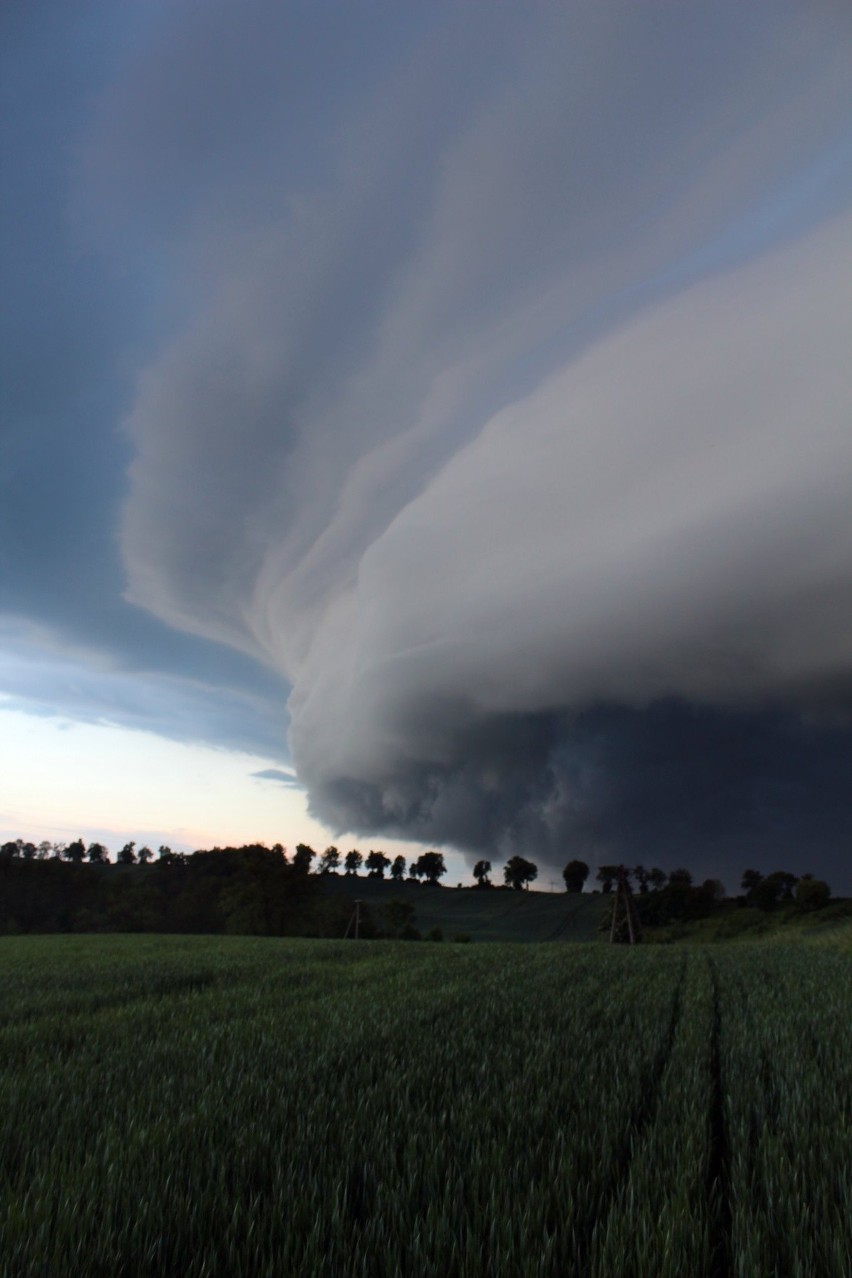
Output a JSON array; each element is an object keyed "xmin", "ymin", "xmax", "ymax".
[
  {"xmin": 320, "ymin": 876, "xmax": 607, "ymax": 942},
  {"xmin": 641, "ymin": 898, "xmax": 852, "ymax": 947},
  {"xmin": 320, "ymin": 876, "xmax": 852, "ymax": 946}
]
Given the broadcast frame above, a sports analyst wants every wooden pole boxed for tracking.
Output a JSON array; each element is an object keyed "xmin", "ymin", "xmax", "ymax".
[
  {"xmin": 609, "ymin": 868, "xmax": 643, "ymax": 944},
  {"xmin": 344, "ymin": 899, "xmax": 363, "ymax": 939},
  {"xmin": 626, "ymin": 879, "xmax": 636, "ymax": 945}
]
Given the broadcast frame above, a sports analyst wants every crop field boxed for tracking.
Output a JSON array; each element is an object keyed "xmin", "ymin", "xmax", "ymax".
[{"xmin": 1, "ymin": 935, "xmax": 849, "ymax": 1277}]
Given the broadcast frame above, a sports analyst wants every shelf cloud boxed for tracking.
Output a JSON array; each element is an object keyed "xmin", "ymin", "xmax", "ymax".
[{"xmin": 81, "ymin": 1, "xmax": 852, "ymax": 882}]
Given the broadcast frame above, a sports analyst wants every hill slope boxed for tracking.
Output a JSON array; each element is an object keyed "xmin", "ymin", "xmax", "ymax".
[{"xmin": 321, "ymin": 877, "xmax": 606, "ymax": 942}]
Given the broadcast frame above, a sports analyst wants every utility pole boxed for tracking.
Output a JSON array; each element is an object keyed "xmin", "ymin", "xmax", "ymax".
[
  {"xmin": 344, "ymin": 899, "xmax": 363, "ymax": 939},
  {"xmin": 609, "ymin": 867, "xmax": 642, "ymax": 944}
]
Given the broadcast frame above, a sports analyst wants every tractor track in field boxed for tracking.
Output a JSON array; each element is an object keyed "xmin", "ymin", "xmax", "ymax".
[
  {"xmin": 568, "ymin": 952, "xmax": 688, "ymax": 1276},
  {"xmin": 706, "ymin": 957, "xmax": 733, "ymax": 1278},
  {"xmin": 545, "ymin": 896, "xmax": 596, "ymax": 941}
]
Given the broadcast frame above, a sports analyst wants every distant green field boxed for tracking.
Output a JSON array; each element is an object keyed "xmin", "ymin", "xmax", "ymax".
[
  {"xmin": 323, "ymin": 878, "xmax": 608, "ymax": 941},
  {"xmin": 2, "ymin": 934, "xmax": 849, "ymax": 1277}
]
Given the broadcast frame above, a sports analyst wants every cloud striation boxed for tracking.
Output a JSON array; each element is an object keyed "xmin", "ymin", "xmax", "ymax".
[{"xmin": 91, "ymin": 2, "xmax": 852, "ymax": 885}]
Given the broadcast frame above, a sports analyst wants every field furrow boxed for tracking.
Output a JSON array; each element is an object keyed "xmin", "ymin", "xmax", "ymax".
[{"xmin": 0, "ymin": 935, "xmax": 848, "ymax": 1277}]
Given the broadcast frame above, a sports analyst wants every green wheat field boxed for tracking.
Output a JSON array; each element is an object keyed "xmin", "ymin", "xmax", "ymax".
[{"xmin": 2, "ymin": 934, "xmax": 850, "ymax": 1277}]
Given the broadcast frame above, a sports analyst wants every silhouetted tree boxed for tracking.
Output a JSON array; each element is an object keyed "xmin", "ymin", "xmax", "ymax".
[
  {"xmin": 562, "ymin": 859, "xmax": 589, "ymax": 893},
  {"xmin": 293, "ymin": 843, "xmax": 315, "ymax": 874},
  {"xmin": 504, "ymin": 856, "xmax": 538, "ymax": 890},
  {"xmin": 473, "ymin": 859, "xmax": 492, "ymax": 887},
  {"xmin": 0, "ymin": 841, "xmax": 18, "ymax": 861},
  {"xmin": 596, "ymin": 865, "xmax": 619, "ymax": 893},
  {"xmin": 633, "ymin": 864, "xmax": 649, "ymax": 894},
  {"xmin": 344, "ymin": 849, "xmax": 362, "ymax": 875},
  {"xmin": 320, "ymin": 846, "xmax": 341, "ymax": 873},
  {"xmin": 647, "ymin": 867, "xmax": 667, "ymax": 891},
  {"xmin": 741, "ymin": 868, "xmax": 763, "ymax": 900},
  {"xmin": 637, "ymin": 871, "xmax": 719, "ymax": 926},
  {"xmin": 390, "ymin": 854, "xmax": 406, "ymax": 881},
  {"xmin": 795, "ymin": 875, "xmax": 831, "ymax": 911},
  {"xmin": 769, "ymin": 870, "xmax": 798, "ymax": 901},
  {"xmin": 700, "ymin": 878, "xmax": 726, "ymax": 903},
  {"xmin": 137, "ymin": 846, "xmax": 153, "ymax": 864},
  {"xmin": 116, "ymin": 842, "xmax": 136, "ymax": 865},
  {"xmin": 65, "ymin": 839, "xmax": 86, "ymax": 864},
  {"xmin": 750, "ymin": 870, "xmax": 798, "ymax": 910},
  {"xmin": 412, "ymin": 851, "xmax": 446, "ymax": 884},
  {"xmin": 668, "ymin": 868, "xmax": 693, "ymax": 887},
  {"xmin": 365, "ymin": 850, "xmax": 391, "ymax": 878},
  {"xmin": 750, "ymin": 876, "xmax": 782, "ymax": 910}
]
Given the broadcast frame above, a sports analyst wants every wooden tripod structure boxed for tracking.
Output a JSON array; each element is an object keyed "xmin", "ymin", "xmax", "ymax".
[
  {"xmin": 343, "ymin": 899, "xmax": 364, "ymax": 940},
  {"xmin": 609, "ymin": 868, "xmax": 643, "ymax": 944}
]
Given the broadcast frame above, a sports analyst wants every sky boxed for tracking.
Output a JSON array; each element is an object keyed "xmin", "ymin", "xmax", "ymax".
[{"xmin": 2, "ymin": 1, "xmax": 851, "ymax": 892}]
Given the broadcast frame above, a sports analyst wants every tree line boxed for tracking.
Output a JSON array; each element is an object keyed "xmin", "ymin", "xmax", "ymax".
[
  {"xmin": 1, "ymin": 844, "xmax": 326, "ymax": 937},
  {"xmin": 557, "ymin": 859, "xmax": 833, "ymax": 923},
  {"xmin": 0, "ymin": 839, "xmax": 544, "ymax": 891},
  {"xmin": 0, "ymin": 837, "xmax": 448, "ymax": 880},
  {"xmin": 0, "ymin": 835, "xmax": 834, "ymax": 937}
]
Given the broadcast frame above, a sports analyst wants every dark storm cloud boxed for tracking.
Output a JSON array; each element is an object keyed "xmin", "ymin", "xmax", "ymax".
[
  {"xmin": 4, "ymin": 3, "xmax": 852, "ymax": 884},
  {"xmin": 110, "ymin": 3, "xmax": 852, "ymax": 887},
  {"xmin": 310, "ymin": 702, "xmax": 852, "ymax": 894}
]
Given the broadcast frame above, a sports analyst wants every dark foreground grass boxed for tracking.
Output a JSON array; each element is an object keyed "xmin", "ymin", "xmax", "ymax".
[{"xmin": 1, "ymin": 935, "xmax": 849, "ymax": 1277}]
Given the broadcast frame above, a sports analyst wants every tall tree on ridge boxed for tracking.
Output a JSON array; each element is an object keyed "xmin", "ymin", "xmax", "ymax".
[
  {"xmin": 562, "ymin": 859, "xmax": 589, "ymax": 893},
  {"xmin": 504, "ymin": 856, "xmax": 538, "ymax": 891},
  {"xmin": 390, "ymin": 854, "xmax": 406, "ymax": 881},
  {"xmin": 344, "ymin": 849, "xmax": 362, "ymax": 875},
  {"xmin": 473, "ymin": 859, "xmax": 492, "ymax": 888}
]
